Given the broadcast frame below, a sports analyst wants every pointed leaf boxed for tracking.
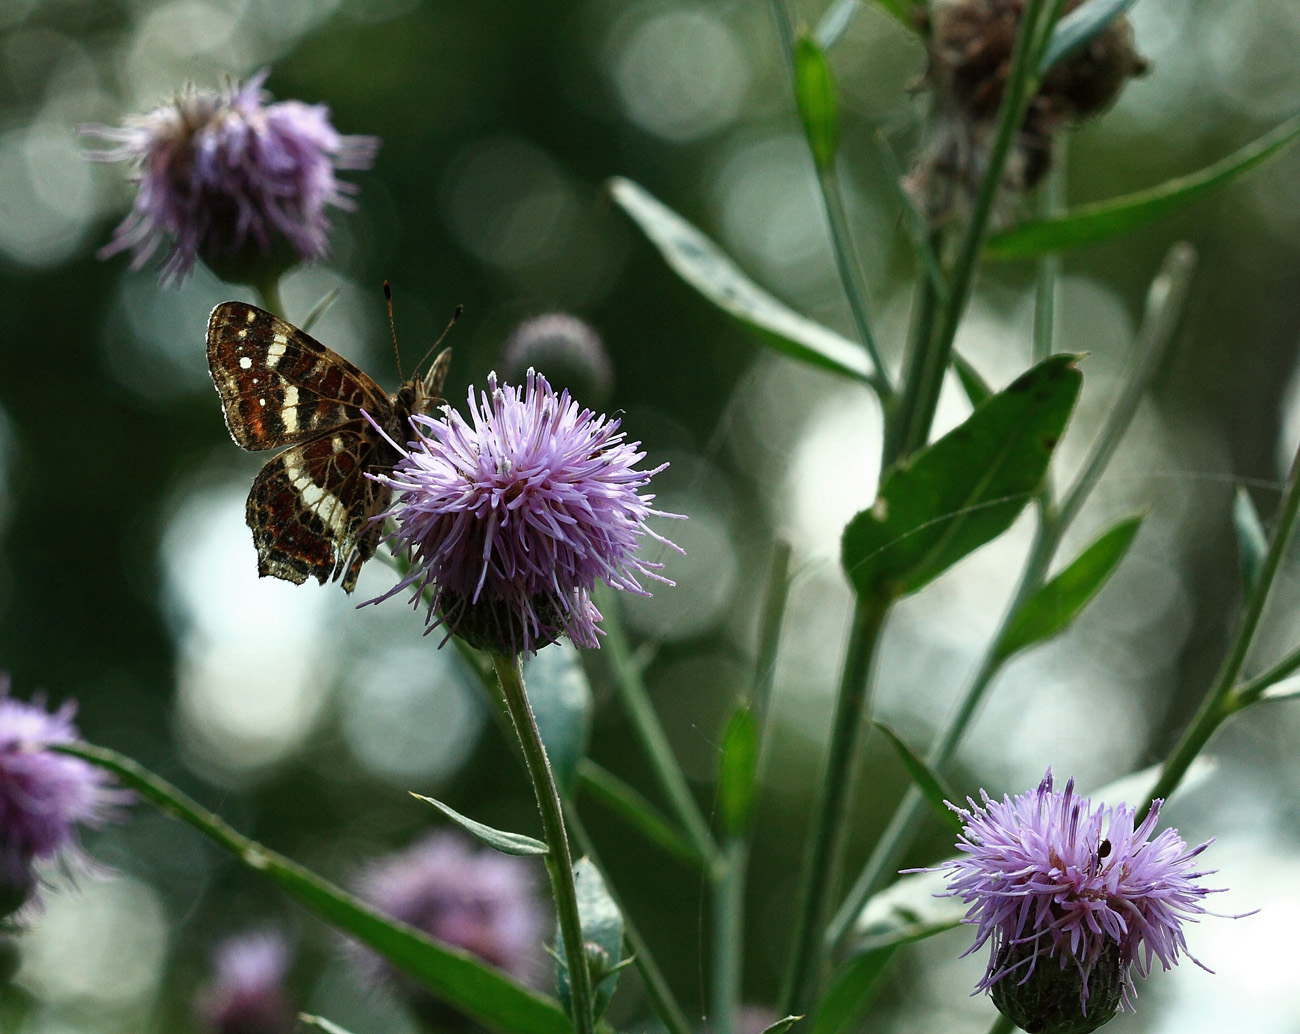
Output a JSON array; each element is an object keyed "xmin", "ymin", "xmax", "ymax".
[
  {"xmin": 952, "ymin": 351, "xmax": 992, "ymax": 408},
  {"xmin": 986, "ymin": 115, "xmax": 1300, "ymax": 260},
  {"xmin": 760, "ymin": 1017, "xmax": 805, "ymax": 1034},
  {"xmin": 842, "ymin": 354, "xmax": 1082, "ymax": 599},
  {"xmin": 1039, "ymin": 0, "xmax": 1138, "ymax": 72},
  {"xmin": 556, "ymin": 858, "xmax": 625, "ymax": 1023},
  {"xmin": 575, "ymin": 760, "xmax": 702, "ymax": 866},
  {"xmin": 1259, "ymin": 680, "xmax": 1300, "ymax": 704},
  {"xmin": 608, "ymin": 177, "xmax": 874, "ymax": 384},
  {"xmin": 873, "ymin": 722, "xmax": 962, "ymax": 834},
  {"xmin": 411, "ymin": 794, "xmax": 548, "ymax": 857},
  {"xmin": 814, "ymin": 0, "xmax": 862, "ymax": 50},
  {"xmin": 794, "ymin": 36, "xmax": 840, "ymax": 173},
  {"xmin": 525, "ymin": 642, "xmax": 592, "ymax": 794},
  {"xmin": 719, "ymin": 706, "xmax": 760, "ymax": 837},
  {"xmin": 994, "ymin": 513, "xmax": 1143, "ymax": 661},
  {"xmin": 57, "ymin": 744, "xmax": 572, "ymax": 1034},
  {"xmin": 1234, "ymin": 488, "xmax": 1268, "ymax": 596}
]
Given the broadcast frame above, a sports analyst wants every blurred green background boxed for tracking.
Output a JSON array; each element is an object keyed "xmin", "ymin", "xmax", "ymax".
[{"xmin": 3, "ymin": 0, "xmax": 1300, "ymax": 1032}]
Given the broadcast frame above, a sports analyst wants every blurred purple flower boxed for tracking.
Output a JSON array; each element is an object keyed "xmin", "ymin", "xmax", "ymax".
[
  {"xmin": 80, "ymin": 69, "xmax": 379, "ymax": 285},
  {"xmin": 923, "ymin": 770, "xmax": 1222, "ymax": 1034},
  {"xmin": 354, "ymin": 831, "xmax": 546, "ymax": 992},
  {"xmin": 0, "ymin": 676, "xmax": 127, "ymax": 918},
  {"xmin": 199, "ymin": 931, "xmax": 297, "ymax": 1034},
  {"xmin": 501, "ymin": 313, "xmax": 614, "ymax": 408},
  {"xmin": 367, "ymin": 369, "xmax": 682, "ymax": 655}
]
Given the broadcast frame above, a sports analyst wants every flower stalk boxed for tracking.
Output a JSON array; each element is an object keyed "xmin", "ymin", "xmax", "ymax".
[{"xmin": 492, "ymin": 653, "xmax": 596, "ymax": 1034}]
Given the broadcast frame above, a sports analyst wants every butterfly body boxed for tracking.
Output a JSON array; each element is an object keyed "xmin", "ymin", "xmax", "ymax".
[{"xmin": 206, "ymin": 301, "xmax": 448, "ymax": 593}]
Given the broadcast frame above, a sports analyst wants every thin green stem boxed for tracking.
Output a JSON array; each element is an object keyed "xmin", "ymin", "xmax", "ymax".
[
  {"xmin": 712, "ymin": 837, "xmax": 748, "ymax": 1034},
  {"xmin": 986, "ymin": 1013, "xmax": 1016, "ymax": 1034},
  {"xmin": 492, "ymin": 654, "xmax": 596, "ymax": 1034},
  {"xmin": 564, "ymin": 804, "xmax": 695, "ymax": 1034},
  {"xmin": 1033, "ymin": 137, "xmax": 1067, "ymax": 362},
  {"xmin": 780, "ymin": 591, "xmax": 893, "ymax": 1015},
  {"xmin": 255, "ymin": 277, "xmax": 286, "ymax": 319},
  {"xmin": 887, "ymin": 0, "xmax": 1056, "ymax": 465},
  {"xmin": 1234, "ymin": 643, "xmax": 1300, "ymax": 707},
  {"xmin": 1142, "ymin": 428, "xmax": 1300, "ymax": 817},
  {"xmin": 875, "ymin": 127, "xmax": 950, "ymax": 309},
  {"xmin": 596, "ymin": 585, "xmax": 722, "ymax": 872}
]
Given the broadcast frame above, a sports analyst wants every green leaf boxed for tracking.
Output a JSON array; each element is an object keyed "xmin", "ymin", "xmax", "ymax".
[
  {"xmin": 556, "ymin": 858, "xmax": 625, "ymax": 1023},
  {"xmin": 811, "ymin": 948, "xmax": 899, "ymax": 1034},
  {"xmin": 525, "ymin": 642, "xmax": 592, "ymax": 794},
  {"xmin": 794, "ymin": 37, "xmax": 840, "ymax": 173},
  {"xmin": 842, "ymin": 354, "xmax": 1082, "ymax": 599},
  {"xmin": 718, "ymin": 706, "xmax": 760, "ymax": 837},
  {"xmin": 986, "ymin": 115, "xmax": 1300, "ymax": 260},
  {"xmin": 58, "ymin": 744, "xmax": 572, "ymax": 1034},
  {"xmin": 1039, "ymin": 0, "xmax": 1138, "ymax": 72},
  {"xmin": 299, "ymin": 288, "xmax": 341, "ymax": 334},
  {"xmin": 299, "ymin": 1016, "xmax": 359, "ymax": 1034},
  {"xmin": 952, "ymin": 351, "xmax": 993, "ymax": 408},
  {"xmin": 759, "ymin": 1017, "xmax": 805, "ymax": 1034},
  {"xmin": 1234, "ymin": 487, "xmax": 1268, "ymax": 596},
  {"xmin": 873, "ymin": 722, "xmax": 961, "ymax": 834},
  {"xmin": 607, "ymin": 177, "xmax": 874, "ymax": 384},
  {"xmin": 575, "ymin": 760, "xmax": 702, "ymax": 866},
  {"xmin": 1259, "ymin": 680, "xmax": 1300, "ymax": 704},
  {"xmin": 813, "ymin": 0, "xmax": 861, "ymax": 50},
  {"xmin": 410, "ymin": 794, "xmax": 548, "ymax": 857},
  {"xmin": 994, "ymin": 513, "xmax": 1144, "ymax": 661}
]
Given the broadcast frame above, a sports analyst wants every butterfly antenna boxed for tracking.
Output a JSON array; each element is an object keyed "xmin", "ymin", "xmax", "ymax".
[
  {"xmin": 384, "ymin": 280, "xmax": 403, "ymax": 381},
  {"xmin": 414, "ymin": 304, "xmax": 463, "ymax": 380}
]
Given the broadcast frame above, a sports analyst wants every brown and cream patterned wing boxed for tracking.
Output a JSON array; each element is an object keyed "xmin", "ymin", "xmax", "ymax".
[
  {"xmin": 244, "ymin": 426, "xmax": 397, "ymax": 592},
  {"xmin": 207, "ymin": 300, "xmax": 395, "ymax": 452}
]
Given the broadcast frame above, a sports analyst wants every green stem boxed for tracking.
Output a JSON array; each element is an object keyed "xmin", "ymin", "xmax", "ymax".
[
  {"xmin": 712, "ymin": 837, "xmax": 748, "ymax": 1034},
  {"xmin": 1234, "ymin": 643, "xmax": 1300, "ymax": 706},
  {"xmin": 1142, "ymin": 428, "xmax": 1300, "ymax": 817},
  {"xmin": 596, "ymin": 584, "xmax": 722, "ymax": 873},
  {"xmin": 1033, "ymin": 137, "xmax": 1067, "ymax": 362},
  {"xmin": 887, "ymin": 0, "xmax": 1056, "ymax": 464},
  {"xmin": 492, "ymin": 654, "xmax": 596, "ymax": 1034},
  {"xmin": 255, "ymin": 277, "xmax": 286, "ymax": 319},
  {"xmin": 875, "ymin": 128, "xmax": 950, "ymax": 309},
  {"xmin": 780, "ymin": 591, "xmax": 893, "ymax": 1015},
  {"xmin": 986, "ymin": 1013, "xmax": 1016, "ymax": 1034},
  {"xmin": 564, "ymin": 805, "xmax": 694, "ymax": 1034}
]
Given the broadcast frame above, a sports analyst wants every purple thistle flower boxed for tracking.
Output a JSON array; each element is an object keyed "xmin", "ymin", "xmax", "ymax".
[
  {"xmin": 352, "ymin": 831, "xmax": 547, "ymax": 1010},
  {"xmin": 368, "ymin": 369, "xmax": 682, "ymax": 656},
  {"xmin": 0, "ymin": 676, "xmax": 128, "ymax": 919},
  {"xmin": 198, "ymin": 931, "xmax": 297, "ymax": 1034},
  {"xmin": 80, "ymin": 69, "xmax": 379, "ymax": 285},
  {"xmin": 922, "ymin": 770, "xmax": 1222, "ymax": 1034}
]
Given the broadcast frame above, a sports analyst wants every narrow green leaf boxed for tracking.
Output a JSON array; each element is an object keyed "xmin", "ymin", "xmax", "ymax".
[
  {"xmin": 1234, "ymin": 487, "xmax": 1268, "ymax": 596},
  {"xmin": 1039, "ymin": 0, "xmax": 1137, "ymax": 72},
  {"xmin": 410, "ymin": 794, "xmax": 548, "ymax": 857},
  {"xmin": 607, "ymin": 177, "xmax": 874, "ymax": 384},
  {"xmin": 794, "ymin": 37, "xmax": 840, "ymax": 173},
  {"xmin": 1259, "ymin": 680, "xmax": 1300, "ymax": 704},
  {"xmin": 952, "ymin": 351, "xmax": 992, "ymax": 408},
  {"xmin": 759, "ymin": 1017, "xmax": 805, "ymax": 1034},
  {"xmin": 575, "ymin": 760, "xmax": 702, "ymax": 866},
  {"xmin": 299, "ymin": 1016, "xmax": 359, "ymax": 1034},
  {"xmin": 718, "ymin": 706, "xmax": 760, "ymax": 837},
  {"xmin": 986, "ymin": 115, "xmax": 1300, "ymax": 260},
  {"xmin": 813, "ymin": 0, "xmax": 861, "ymax": 50},
  {"xmin": 525, "ymin": 642, "xmax": 592, "ymax": 794},
  {"xmin": 299, "ymin": 288, "xmax": 341, "ymax": 334},
  {"xmin": 994, "ymin": 513, "xmax": 1144, "ymax": 661},
  {"xmin": 556, "ymin": 858, "xmax": 625, "ymax": 1023},
  {"xmin": 873, "ymin": 722, "xmax": 962, "ymax": 834},
  {"xmin": 842, "ymin": 354, "xmax": 1082, "ymax": 599},
  {"xmin": 58, "ymin": 744, "xmax": 572, "ymax": 1034}
]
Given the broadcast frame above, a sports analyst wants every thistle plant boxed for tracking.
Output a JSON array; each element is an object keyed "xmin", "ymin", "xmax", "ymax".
[{"xmin": 17, "ymin": 4, "xmax": 1300, "ymax": 1034}]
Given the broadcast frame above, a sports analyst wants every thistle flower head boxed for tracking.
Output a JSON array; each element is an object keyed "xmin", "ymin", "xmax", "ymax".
[
  {"xmin": 353, "ymin": 831, "xmax": 546, "ymax": 1006},
  {"xmin": 199, "ymin": 932, "xmax": 297, "ymax": 1034},
  {"xmin": 368, "ymin": 369, "xmax": 681, "ymax": 656},
  {"xmin": 80, "ymin": 69, "xmax": 379, "ymax": 285},
  {"xmin": 926, "ymin": 770, "xmax": 1221, "ymax": 1034},
  {"xmin": 0, "ymin": 676, "xmax": 128, "ymax": 919}
]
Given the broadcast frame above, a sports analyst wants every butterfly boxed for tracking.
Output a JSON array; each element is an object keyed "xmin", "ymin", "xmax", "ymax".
[{"xmin": 206, "ymin": 300, "xmax": 451, "ymax": 593}]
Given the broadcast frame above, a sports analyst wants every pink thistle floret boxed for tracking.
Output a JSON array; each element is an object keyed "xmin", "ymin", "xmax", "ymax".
[
  {"xmin": 926, "ymin": 770, "xmax": 1221, "ymax": 1016},
  {"xmin": 368, "ymin": 369, "xmax": 682, "ymax": 655},
  {"xmin": 80, "ymin": 69, "xmax": 379, "ymax": 284},
  {"xmin": 199, "ymin": 931, "xmax": 297, "ymax": 1034},
  {"xmin": 0, "ymin": 676, "xmax": 128, "ymax": 912}
]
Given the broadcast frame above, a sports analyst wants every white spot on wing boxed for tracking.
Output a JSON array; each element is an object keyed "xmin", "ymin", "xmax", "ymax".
[
  {"xmin": 239, "ymin": 356, "xmax": 252, "ymax": 370},
  {"xmin": 266, "ymin": 334, "xmax": 288, "ymax": 367},
  {"xmin": 245, "ymin": 309, "xmax": 257, "ymax": 324},
  {"xmin": 282, "ymin": 386, "xmax": 299, "ymax": 432},
  {"xmin": 258, "ymin": 398, "xmax": 266, "ymax": 407}
]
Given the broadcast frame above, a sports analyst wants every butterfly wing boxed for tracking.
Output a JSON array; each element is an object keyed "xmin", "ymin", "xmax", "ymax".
[
  {"xmin": 207, "ymin": 300, "xmax": 395, "ymax": 450},
  {"xmin": 245, "ymin": 426, "xmax": 398, "ymax": 592}
]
